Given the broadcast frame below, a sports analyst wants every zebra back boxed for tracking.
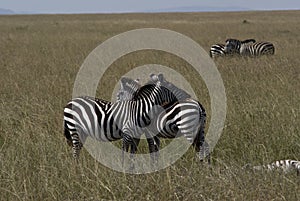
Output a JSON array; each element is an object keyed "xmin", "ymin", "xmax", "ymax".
[{"xmin": 241, "ymin": 41, "xmax": 275, "ymax": 56}]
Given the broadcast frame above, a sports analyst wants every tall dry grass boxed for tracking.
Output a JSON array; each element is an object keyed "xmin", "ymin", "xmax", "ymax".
[{"xmin": 0, "ymin": 10, "xmax": 299, "ymax": 200}]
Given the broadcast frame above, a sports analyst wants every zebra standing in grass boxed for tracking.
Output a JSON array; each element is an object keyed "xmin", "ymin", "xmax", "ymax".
[
  {"xmin": 245, "ymin": 159, "xmax": 300, "ymax": 176},
  {"xmin": 224, "ymin": 38, "xmax": 275, "ymax": 56},
  {"xmin": 63, "ymin": 79, "xmax": 180, "ymax": 161},
  {"xmin": 116, "ymin": 77, "xmax": 161, "ymax": 160},
  {"xmin": 209, "ymin": 39, "xmax": 256, "ymax": 58},
  {"xmin": 117, "ymin": 74, "xmax": 210, "ymax": 163}
]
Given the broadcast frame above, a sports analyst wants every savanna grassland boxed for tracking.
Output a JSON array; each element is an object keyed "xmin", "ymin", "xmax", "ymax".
[{"xmin": 0, "ymin": 10, "xmax": 300, "ymax": 200}]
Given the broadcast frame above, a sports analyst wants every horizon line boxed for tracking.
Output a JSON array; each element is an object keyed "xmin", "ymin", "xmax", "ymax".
[{"xmin": 0, "ymin": 6, "xmax": 300, "ymax": 15}]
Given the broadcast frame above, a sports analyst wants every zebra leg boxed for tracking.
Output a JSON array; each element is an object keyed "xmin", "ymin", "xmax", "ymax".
[
  {"xmin": 192, "ymin": 127, "xmax": 210, "ymax": 165},
  {"xmin": 70, "ymin": 132, "xmax": 83, "ymax": 161},
  {"xmin": 121, "ymin": 135, "xmax": 130, "ymax": 167},
  {"xmin": 153, "ymin": 136, "xmax": 160, "ymax": 163},
  {"xmin": 199, "ymin": 141, "xmax": 210, "ymax": 165},
  {"xmin": 64, "ymin": 121, "xmax": 85, "ymax": 161},
  {"xmin": 122, "ymin": 134, "xmax": 140, "ymax": 170},
  {"xmin": 145, "ymin": 130, "xmax": 160, "ymax": 165},
  {"xmin": 129, "ymin": 137, "xmax": 140, "ymax": 171}
]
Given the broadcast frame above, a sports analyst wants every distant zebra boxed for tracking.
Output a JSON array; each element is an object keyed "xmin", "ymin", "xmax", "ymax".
[
  {"xmin": 117, "ymin": 74, "xmax": 210, "ymax": 163},
  {"xmin": 63, "ymin": 80, "xmax": 180, "ymax": 161},
  {"xmin": 245, "ymin": 159, "xmax": 300, "ymax": 176},
  {"xmin": 210, "ymin": 39, "xmax": 256, "ymax": 58},
  {"xmin": 224, "ymin": 38, "xmax": 275, "ymax": 56}
]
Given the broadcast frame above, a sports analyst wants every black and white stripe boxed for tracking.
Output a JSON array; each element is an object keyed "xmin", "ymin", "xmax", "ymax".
[
  {"xmin": 210, "ymin": 39, "xmax": 256, "ymax": 58},
  {"xmin": 224, "ymin": 38, "xmax": 275, "ymax": 56},
  {"xmin": 64, "ymin": 80, "xmax": 180, "ymax": 160},
  {"xmin": 209, "ymin": 44, "xmax": 226, "ymax": 58},
  {"xmin": 117, "ymin": 74, "xmax": 210, "ymax": 163},
  {"xmin": 252, "ymin": 159, "xmax": 300, "ymax": 175}
]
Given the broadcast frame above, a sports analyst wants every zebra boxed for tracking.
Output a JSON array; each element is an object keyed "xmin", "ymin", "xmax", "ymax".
[
  {"xmin": 116, "ymin": 77, "xmax": 161, "ymax": 162},
  {"xmin": 224, "ymin": 38, "xmax": 275, "ymax": 56},
  {"xmin": 245, "ymin": 159, "xmax": 300, "ymax": 176},
  {"xmin": 209, "ymin": 39, "xmax": 256, "ymax": 58},
  {"xmin": 117, "ymin": 74, "xmax": 210, "ymax": 164},
  {"xmin": 63, "ymin": 79, "xmax": 181, "ymax": 162}
]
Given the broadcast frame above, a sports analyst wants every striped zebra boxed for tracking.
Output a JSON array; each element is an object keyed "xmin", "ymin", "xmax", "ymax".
[
  {"xmin": 117, "ymin": 74, "xmax": 210, "ymax": 164},
  {"xmin": 245, "ymin": 159, "xmax": 300, "ymax": 176},
  {"xmin": 224, "ymin": 38, "xmax": 275, "ymax": 56},
  {"xmin": 116, "ymin": 78, "xmax": 161, "ymax": 160},
  {"xmin": 63, "ymin": 80, "xmax": 180, "ymax": 161},
  {"xmin": 209, "ymin": 39, "xmax": 256, "ymax": 58},
  {"xmin": 209, "ymin": 44, "xmax": 225, "ymax": 58}
]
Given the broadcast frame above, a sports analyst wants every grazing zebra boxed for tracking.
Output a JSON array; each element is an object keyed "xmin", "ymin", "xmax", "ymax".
[
  {"xmin": 63, "ymin": 80, "xmax": 180, "ymax": 161},
  {"xmin": 224, "ymin": 38, "xmax": 275, "ymax": 56},
  {"xmin": 244, "ymin": 159, "xmax": 300, "ymax": 176},
  {"xmin": 209, "ymin": 39, "xmax": 256, "ymax": 58},
  {"xmin": 117, "ymin": 74, "xmax": 210, "ymax": 163}
]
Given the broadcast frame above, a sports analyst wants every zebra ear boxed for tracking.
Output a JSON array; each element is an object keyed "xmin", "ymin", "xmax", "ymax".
[
  {"xmin": 120, "ymin": 77, "xmax": 130, "ymax": 89},
  {"xmin": 149, "ymin": 74, "xmax": 159, "ymax": 83},
  {"xmin": 157, "ymin": 73, "xmax": 165, "ymax": 82},
  {"xmin": 134, "ymin": 78, "xmax": 140, "ymax": 84}
]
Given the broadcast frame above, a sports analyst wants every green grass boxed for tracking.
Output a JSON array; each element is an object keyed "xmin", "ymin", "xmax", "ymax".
[{"xmin": 0, "ymin": 10, "xmax": 300, "ymax": 200}]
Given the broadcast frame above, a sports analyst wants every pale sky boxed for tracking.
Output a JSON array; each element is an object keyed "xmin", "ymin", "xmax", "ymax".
[{"xmin": 1, "ymin": 0, "xmax": 300, "ymax": 13}]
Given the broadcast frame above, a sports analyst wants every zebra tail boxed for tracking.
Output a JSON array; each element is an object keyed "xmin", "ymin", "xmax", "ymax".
[
  {"xmin": 63, "ymin": 120, "xmax": 73, "ymax": 147},
  {"xmin": 192, "ymin": 107, "xmax": 206, "ymax": 151}
]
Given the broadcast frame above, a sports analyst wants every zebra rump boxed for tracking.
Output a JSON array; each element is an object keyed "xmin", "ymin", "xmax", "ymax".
[{"xmin": 209, "ymin": 44, "xmax": 225, "ymax": 58}]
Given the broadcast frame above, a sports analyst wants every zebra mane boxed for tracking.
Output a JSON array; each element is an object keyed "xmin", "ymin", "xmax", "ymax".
[
  {"xmin": 241, "ymin": 39, "xmax": 256, "ymax": 44},
  {"xmin": 132, "ymin": 79, "xmax": 177, "ymax": 101},
  {"xmin": 147, "ymin": 73, "xmax": 191, "ymax": 100},
  {"xmin": 116, "ymin": 74, "xmax": 191, "ymax": 102},
  {"xmin": 226, "ymin": 38, "xmax": 256, "ymax": 44}
]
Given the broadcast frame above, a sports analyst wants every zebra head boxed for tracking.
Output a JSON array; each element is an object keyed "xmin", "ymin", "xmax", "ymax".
[
  {"xmin": 116, "ymin": 77, "xmax": 141, "ymax": 102},
  {"xmin": 224, "ymin": 38, "xmax": 241, "ymax": 54},
  {"xmin": 117, "ymin": 74, "xmax": 192, "ymax": 102},
  {"xmin": 148, "ymin": 73, "xmax": 191, "ymax": 100}
]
